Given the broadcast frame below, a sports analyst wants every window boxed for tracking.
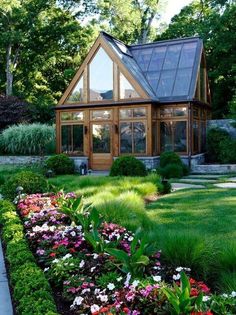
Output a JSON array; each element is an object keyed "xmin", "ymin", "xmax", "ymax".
[
  {"xmin": 61, "ymin": 111, "xmax": 84, "ymax": 121},
  {"xmin": 160, "ymin": 107, "xmax": 187, "ymax": 118},
  {"xmin": 119, "ymin": 107, "xmax": 146, "ymax": 119},
  {"xmin": 61, "ymin": 125, "xmax": 84, "ymax": 155},
  {"xmin": 67, "ymin": 76, "xmax": 84, "ymax": 103},
  {"xmin": 91, "ymin": 110, "xmax": 112, "ymax": 120},
  {"xmin": 193, "ymin": 120, "xmax": 199, "ymax": 153},
  {"xmin": 120, "ymin": 122, "xmax": 146, "ymax": 154},
  {"xmin": 89, "ymin": 47, "xmax": 113, "ymax": 101},
  {"xmin": 92, "ymin": 124, "xmax": 111, "ymax": 153},
  {"xmin": 160, "ymin": 121, "xmax": 187, "ymax": 153},
  {"xmin": 173, "ymin": 68, "xmax": 192, "ymax": 96},
  {"xmin": 120, "ymin": 72, "xmax": 140, "ymax": 99}
]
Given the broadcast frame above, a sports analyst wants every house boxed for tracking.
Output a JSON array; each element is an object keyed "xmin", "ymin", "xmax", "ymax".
[{"xmin": 56, "ymin": 31, "xmax": 211, "ymax": 170}]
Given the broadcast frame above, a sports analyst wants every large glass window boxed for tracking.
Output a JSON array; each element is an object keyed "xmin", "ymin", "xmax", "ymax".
[
  {"xmin": 160, "ymin": 121, "xmax": 187, "ymax": 153},
  {"xmin": 89, "ymin": 47, "xmax": 113, "ymax": 101},
  {"xmin": 61, "ymin": 125, "xmax": 84, "ymax": 155},
  {"xmin": 157, "ymin": 70, "xmax": 176, "ymax": 97},
  {"xmin": 61, "ymin": 111, "xmax": 84, "ymax": 121},
  {"xmin": 120, "ymin": 122, "xmax": 146, "ymax": 154},
  {"xmin": 120, "ymin": 73, "xmax": 140, "ymax": 99},
  {"xmin": 92, "ymin": 124, "xmax": 111, "ymax": 153},
  {"xmin": 119, "ymin": 108, "xmax": 146, "ymax": 119},
  {"xmin": 172, "ymin": 68, "xmax": 192, "ymax": 96},
  {"xmin": 160, "ymin": 107, "xmax": 187, "ymax": 118},
  {"xmin": 91, "ymin": 110, "xmax": 112, "ymax": 120},
  {"xmin": 67, "ymin": 76, "xmax": 84, "ymax": 103}
]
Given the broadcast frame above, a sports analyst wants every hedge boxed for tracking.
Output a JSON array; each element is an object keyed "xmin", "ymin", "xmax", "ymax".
[{"xmin": 0, "ymin": 200, "xmax": 58, "ymax": 315}]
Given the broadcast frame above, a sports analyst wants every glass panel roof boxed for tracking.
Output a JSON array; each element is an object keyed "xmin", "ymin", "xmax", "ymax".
[{"xmin": 162, "ymin": 44, "xmax": 182, "ymax": 70}]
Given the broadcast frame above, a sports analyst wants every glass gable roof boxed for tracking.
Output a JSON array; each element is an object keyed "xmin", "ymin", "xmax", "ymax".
[{"xmin": 101, "ymin": 32, "xmax": 202, "ymax": 102}]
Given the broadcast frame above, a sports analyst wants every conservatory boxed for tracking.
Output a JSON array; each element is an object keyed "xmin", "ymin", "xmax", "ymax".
[{"xmin": 56, "ymin": 32, "xmax": 211, "ymax": 170}]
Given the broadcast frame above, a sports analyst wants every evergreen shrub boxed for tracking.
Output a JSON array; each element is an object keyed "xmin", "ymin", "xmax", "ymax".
[
  {"xmin": 45, "ymin": 154, "xmax": 75, "ymax": 175},
  {"xmin": 110, "ymin": 156, "xmax": 147, "ymax": 177}
]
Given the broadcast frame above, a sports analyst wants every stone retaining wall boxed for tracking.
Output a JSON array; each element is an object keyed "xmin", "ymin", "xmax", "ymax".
[
  {"xmin": 0, "ymin": 156, "xmax": 47, "ymax": 165},
  {"xmin": 207, "ymin": 119, "xmax": 236, "ymax": 138},
  {"xmin": 192, "ymin": 164, "xmax": 236, "ymax": 174}
]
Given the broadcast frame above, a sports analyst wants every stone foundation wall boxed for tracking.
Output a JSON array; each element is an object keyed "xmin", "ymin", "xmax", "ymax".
[
  {"xmin": 207, "ymin": 119, "xmax": 236, "ymax": 138},
  {"xmin": 0, "ymin": 156, "xmax": 47, "ymax": 165},
  {"xmin": 192, "ymin": 164, "xmax": 236, "ymax": 174}
]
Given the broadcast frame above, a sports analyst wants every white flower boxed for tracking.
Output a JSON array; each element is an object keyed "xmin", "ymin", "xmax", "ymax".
[
  {"xmin": 44, "ymin": 267, "xmax": 49, "ymax": 272},
  {"xmin": 92, "ymin": 253, "xmax": 99, "ymax": 259},
  {"xmin": 117, "ymin": 277, "xmax": 123, "ymax": 282},
  {"xmin": 62, "ymin": 253, "xmax": 72, "ymax": 260},
  {"xmin": 222, "ymin": 293, "xmax": 229, "ymax": 298},
  {"xmin": 128, "ymin": 236, "xmax": 134, "ymax": 242},
  {"xmin": 176, "ymin": 267, "xmax": 183, "ymax": 272},
  {"xmin": 98, "ymin": 294, "xmax": 108, "ymax": 302},
  {"xmin": 132, "ymin": 280, "xmax": 140, "ymax": 288},
  {"xmin": 107, "ymin": 283, "xmax": 115, "ymax": 290},
  {"xmin": 73, "ymin": 296, "xmax": 84, "ymax": 306},
  {"xmin": 90, "ymin": 267, "xmax": 96, "ymax": 272},
  {"xmin": 153, "ymin": 275, "xmax": 162, "ymax": 282},
  {"xmin": 173, "ymin": 274, "xmax": 181, "ymax": 280},
  {"xmin": 70, "ymin": 231, "xmax": 76, "ymax": 237},
  {"xmin": 94, "ymin": 288, "xmax": 101, "ymax": 294},
  {"xmin": 230, "ymin": 291, "xmax": 236, "ymax": 298},
  {"xmin": 90, "ymin": 304, "xmax": 100, "ymax": 313},
  {"xmin": 52, "ymin": 258, "xmax": 59, "ymax": 264},
  {"xmin": 203, "ymin": 296, "xmax": 210, "ymax": 302},
  {"xmin": 124, "ymin": 273, "xmax": 131, "ymax": 287},
  {"xmin": 81, "ymin": 288, "xmax": 91, "ymax": 294},
  {"xmin": 79, "ymin": 260, "xmax": 85, "ymax": 268}
]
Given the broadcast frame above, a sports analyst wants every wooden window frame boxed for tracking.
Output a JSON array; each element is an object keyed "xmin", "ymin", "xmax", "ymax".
[{"xmin": 60, "ymin": 123, "xmax": 85, "ymax": 156}]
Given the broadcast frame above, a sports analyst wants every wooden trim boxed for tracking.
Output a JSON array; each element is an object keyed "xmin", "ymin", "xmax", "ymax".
[
  {"xmin": 147, "ymin": 105, "xmax": 152, "ymax": 155},
  {"xmin": 113, "ymin": 63, "xmax": 119, "ymax": 101}
]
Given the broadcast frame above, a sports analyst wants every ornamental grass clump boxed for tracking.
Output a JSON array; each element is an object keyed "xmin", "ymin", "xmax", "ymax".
[{"xmin": 0, "ymin": 123, "xmax": 55, "ymax": 155}]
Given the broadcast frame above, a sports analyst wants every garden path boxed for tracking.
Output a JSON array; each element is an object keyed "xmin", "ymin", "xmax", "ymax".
[{"xmin": 0, "ymin": 240, "xmax": 13, "ymax": 315}]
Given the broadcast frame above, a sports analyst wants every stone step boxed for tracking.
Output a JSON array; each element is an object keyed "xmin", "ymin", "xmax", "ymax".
[
  {"xmin": 172, "ymin": 183, "xmax": 205, "ymax": 191},
  {"xmin": 179, "ymin": 178, "xmax": 217, "ymax": 183}
]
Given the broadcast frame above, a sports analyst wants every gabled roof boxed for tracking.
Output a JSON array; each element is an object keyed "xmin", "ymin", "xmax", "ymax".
[{"xmin": 101, "ymin": 32, "xmax": 203, "ymax": 103}]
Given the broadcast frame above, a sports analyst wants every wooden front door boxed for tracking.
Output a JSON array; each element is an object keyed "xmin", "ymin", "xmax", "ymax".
[{"xmin": 90, "ymin": 123, "xmax": 113, "ymax": 170}]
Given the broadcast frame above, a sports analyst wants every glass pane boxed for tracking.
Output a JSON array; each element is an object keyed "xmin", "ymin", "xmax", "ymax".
[
  {"xmin": 174, "ymin": 121, "xmax": 187, "ymax": 152},
  {"xmin": 193, "ymin": 120, "xmax": 199, "ymax": 152},
  {"xmin": 163, "ymin": 44, "xmax": 182, "ymax": 70},
  {"xmin": 160, "ymin": 108, "xmax": 173, "ymax": 118},
  {"xmin": 173, "ymin": 68, "xmax": 192, "ymax": 96},
  {"xmin": 72, "ymin": 112, "xmax": 84, "ymax": 121},
  {"xmin": 67, "ymin": 76, "xmax": 83, "ymax": 102},
  {"xmin": 193, "ymin": 107, "xmax": 199, "ymax": 118},
  {"xmin": 157, "ymin": 70, "xmax": 176, "ymax": 97},
  {"xmin": 120, "ymin": 73, "xmax": 140, "ymax": 99},
  {"xmin": 152, "ymin": 122, "xmax": 158, "ymax": 155},
  {"xmin": 92, "ymin": 110, "xmax": 112, "ymax": 120},
  {"xmin": 201, "ymin": 121, "xmax": 206, "ymax": 152},
  {"xmin": 92, "ymin": 124, "xmax": 110, "ymax": 153},
  {"xmin": 73, "ymin": 125, "xmax": 84, "ymax": 154},
  {"xmin": 120, "ymin": 122, "xmax": 132, "ymax": 154},
  {"xmin": 133, "ymin": 108, "xmax": 146, "ymax": 118},
  {"xmin": 173, "ymin": 107, "xmax": 187, "ymax": 117},
  {"xmin": 179, "ymin": 42, "xmax": 197, "ymax": 68},
  {"xmin": 200, "ymin": 67, "xmax": 206, "ymax": 101},
  {"xmin": 138, "ymin": 48, "xmax": 153, "ymax": 71},
  {"xmin": 89, "ymin": 47, "xmax": 113, "ymax": 101},
  {"xmin": 148, "ymin": 46, "xmax": 167, "ymax": 71},
  {"xmin": 146, "ymin": 71, "xmax": 160, "ymax": 91},
  {"xmin": 120, "ymin": 109, "xmax": 132, "ymax": 119},
  {"xmin": 61, "ymin": 112, "xmax": 72, "ymax": 121},
  {"xmin": 61, "ymin": 125, "xmax": 72, "ymax": 153},
  {"xmin": 160, "ymin": 121, "xmax": 173, "ymax": 152},
  {"xmin": 134, "ymin": 122, "xmax": 146, "ymax": 154}
]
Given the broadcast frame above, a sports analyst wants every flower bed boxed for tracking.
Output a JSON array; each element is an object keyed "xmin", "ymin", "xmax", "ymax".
[{"xmin": 14, "ymin": 193, "xmax": 236, "ymax": 314}]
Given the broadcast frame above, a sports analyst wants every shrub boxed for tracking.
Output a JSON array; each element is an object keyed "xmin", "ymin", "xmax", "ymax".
[
  {"xmin": 0, "ymin": 174, "xmax": 5, "ymax": 186},
  {"xmin": 160, "ymin": 151, "xmax": 183, "ymax": 168},
  {"xmin": 1, "ymin": 171, "xmax": 48, "ymax": 200},
  {"xmin": 45, "ymin": 154, "xmax": 75, "ymax": 175},
  {"xmin": 0, "ymin": 200, "xmax": 58, "ymax": 315},
  {"xmin": 218, "ymin": 138, "xmax": 236, "ymax": 164},
  {"xmin": 159, "ymin": 163, "xmax": 183, "ymax": 179},
  {"xmin": 110, "ymin": 156, "xmax": 147, "ymax": 177},
  {"xmin": 206, "ymin": 128, "xmax": 231, "ymax": 163},
  {"xmin": 0, "ymin": 123, "xmax": 55, "ymax": 155}
]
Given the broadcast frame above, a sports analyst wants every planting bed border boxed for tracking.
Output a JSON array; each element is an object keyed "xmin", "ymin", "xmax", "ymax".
[{"xmin": 0, "ymin": 200, "xmax": 59, "ymax": 315}]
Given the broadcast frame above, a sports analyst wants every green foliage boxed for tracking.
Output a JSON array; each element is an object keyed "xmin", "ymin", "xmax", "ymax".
[
  {"xmin": 110, "ymin": 156, "xmax": 147, "ymax": 177},
  {"xmin": 96, "ymin": 271, "xmax": 123, "ymax": 289},
  {"xmin": 159, "ymin": 164, "xmax": 183, "ymax": 179},
  {"xmin": 106, "ymin": 229, "xmax": 152, "ymax": 277},
  {"xmin": 206, "ymin": 127, "xmax": 236, "ymax": 163},
  {"xmin": 1, "ymin": 171, "xmax": 48, "ymax": 200},
  {"xmin": 161, "ymin": 179, "xmax": 172, "ymax": 194},
  {"xmin": 158, "ymin": 152, "xmax": 187, "ymax": 179},
  {"xmin": 0, "ymin": 174, "xmax": 5, "ymax": 186},
  {"xmin": 163, "ymin": 272, "xmax": 204, "ymax": 315},
  {"xmin": 160, "ymin": 151, "xmax": 183, "ymax": 168},
  {"xmin": 0, "ymin": 200, "xmax": 58, "ymax": 315},
  {"xmin": 0, "ymin": 123, "xmax": 55, "ymax": 155},
  {"xmin": 45, "ymin": 154, "xmax": 75, "ymax": 175},
  {"xmin": 207, "ymin": 293, "xmax": 236, "ymax": 315}
]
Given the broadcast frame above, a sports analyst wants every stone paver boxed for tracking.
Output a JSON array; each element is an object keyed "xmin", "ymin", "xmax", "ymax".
[
  {"xmin": 214, "ymin": 183, "xmax": 236, "ymax": 189},
  {"xmin": 179, "ymin": 178, "xmax": 217, "ymax": 183},
  {"xmin": 172, "ymin": 183, "xmax": 205, "ymax": 191},
  {"xmin": 227, "ymin": 177, "xmax": 236, "ymax": 182},
  {"xmin": 184, "ymin": 175, "xmax": 223, "ymax": 179},
  {"xmin": 0, "ymin": 241, "xmax": 13, "ymax": 315}
]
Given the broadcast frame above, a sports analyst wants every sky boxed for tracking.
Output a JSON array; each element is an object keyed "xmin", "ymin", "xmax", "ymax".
[{"xmin": 159, "ymin": 0, "xmax": 193, "ymax": 24}]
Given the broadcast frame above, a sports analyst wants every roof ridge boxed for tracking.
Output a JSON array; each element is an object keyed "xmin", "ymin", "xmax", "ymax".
[{"xmin": 130, "ymin": 36, "xmax": 201, "ymax": 48}]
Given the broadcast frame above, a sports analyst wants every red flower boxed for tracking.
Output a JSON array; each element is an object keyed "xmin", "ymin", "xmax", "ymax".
[
  {"xmin": 69, "ymin": 248, "xmax": 76, "ymax": 253},
  {"xmin": 191, "ymin": 312, "xmax": 213, "ymax": 315},
  {"xmin": 190, "ymin": 288, "xmax": 199, "ymax": 296},
  {"xmin": 49, "ymin": 252, "xmax": 56, "ymax": 257},
  {"xmin": 123, "ymin": 307, "xmax": 129, "ymax": 314}
]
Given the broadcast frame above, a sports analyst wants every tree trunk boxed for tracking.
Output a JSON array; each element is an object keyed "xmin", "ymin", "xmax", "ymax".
[{"xmin": 6, "ymin": 44, "xmax": 13, "ymax": 96}]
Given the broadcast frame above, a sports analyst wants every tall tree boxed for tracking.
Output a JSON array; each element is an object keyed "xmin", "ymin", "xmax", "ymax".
[
  {"xmin": 157, "ymin": 0, "xmax": 236, "ymax": 118},
  {"xmin": 97, "ymin": 0, "xmax": 161, "ymax": 44}
]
